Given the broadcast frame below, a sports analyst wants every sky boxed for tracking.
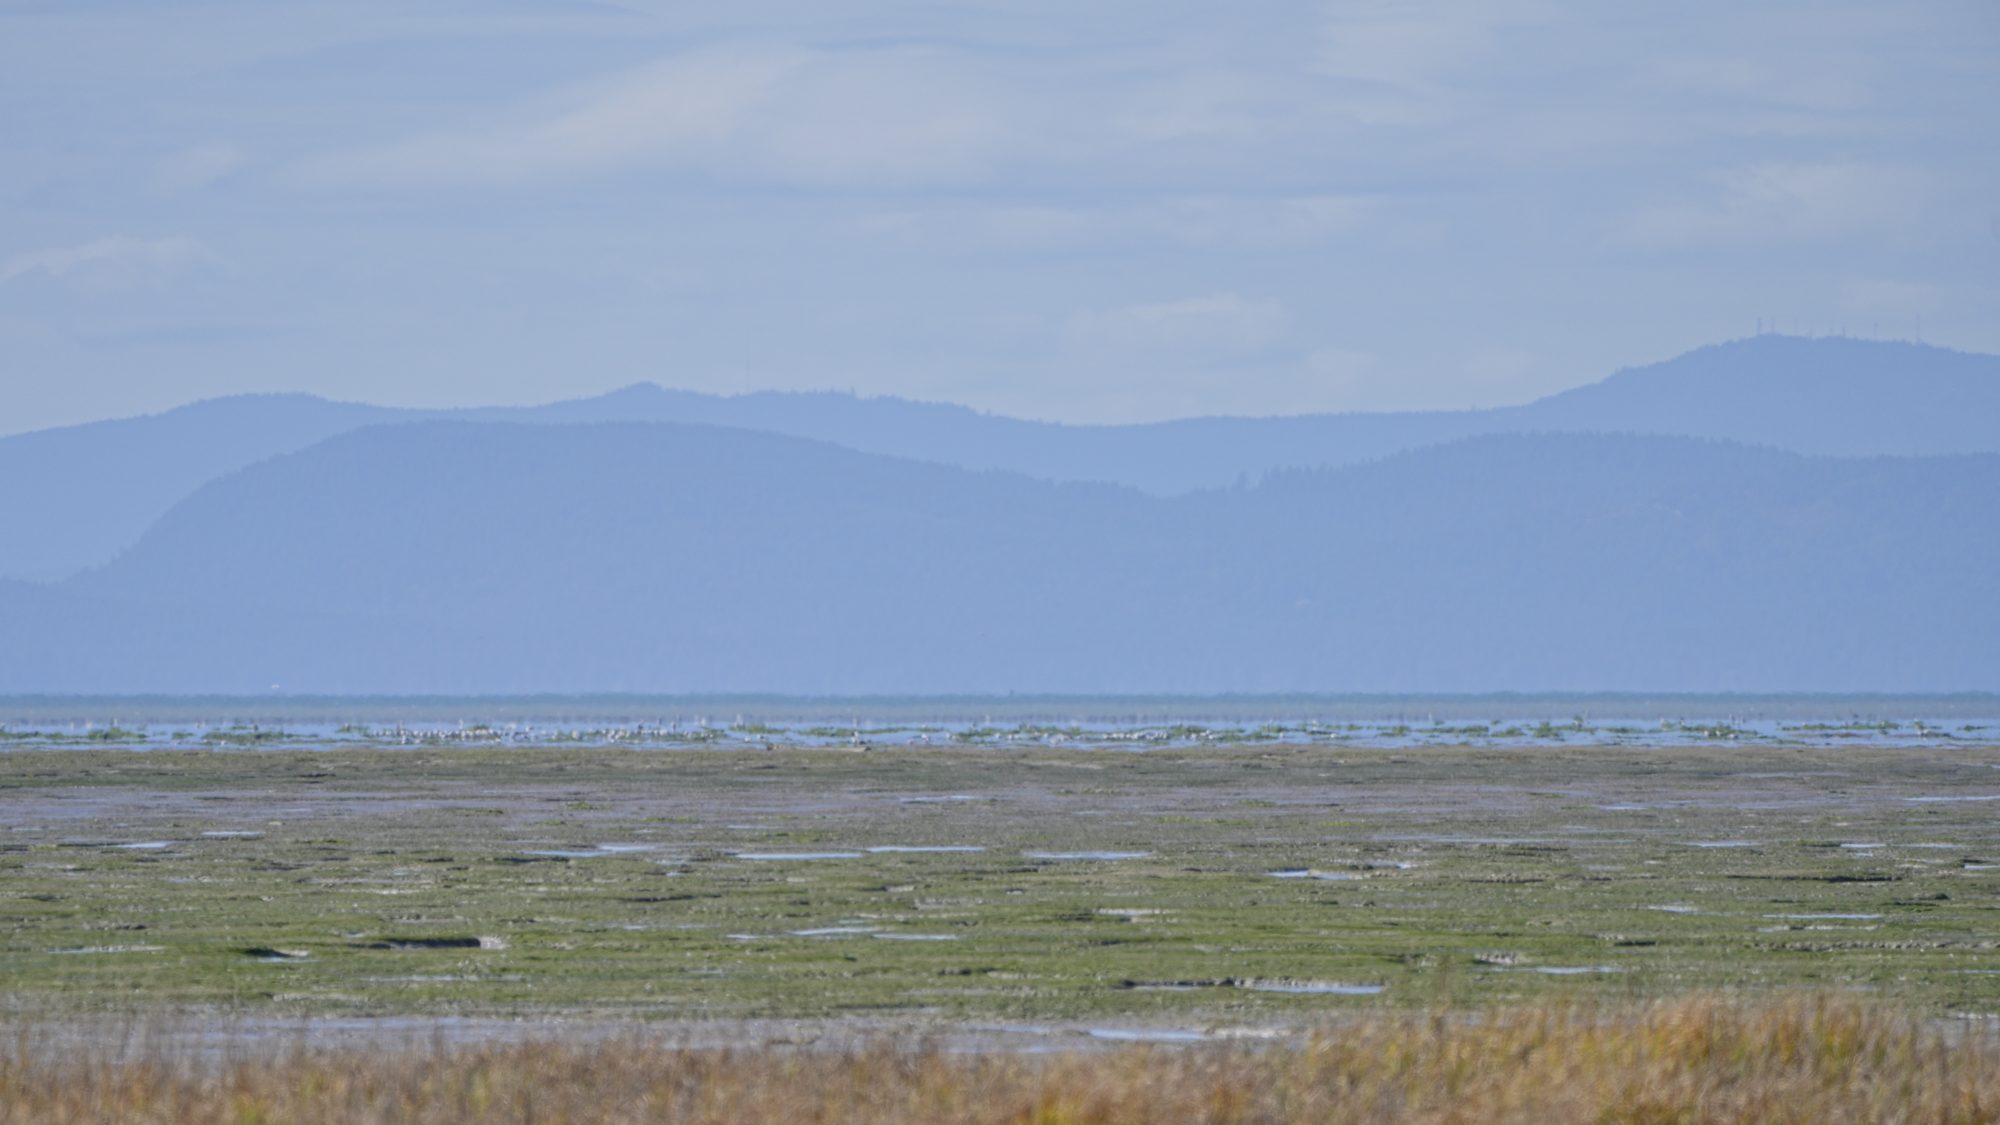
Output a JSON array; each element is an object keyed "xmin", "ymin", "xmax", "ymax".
[{"xmin": 1, "ymin": 0, "xmax": 1995, "ymax": 435}]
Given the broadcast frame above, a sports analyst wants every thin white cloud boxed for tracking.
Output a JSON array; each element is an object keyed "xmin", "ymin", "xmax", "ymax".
[
  {"xmin": 296, "ymin": 43, "xmax": 1020, "ymax": 189},
  {"xmin": 1301, "ymin": 344, "xmax": 1543, "ymax": 412},
  {"xmin": 4, "ymin": 0, "xmax": 1997, "ymax": 434},
  {"xmin": 1838, "ymin": 276, "xmax": 1944, "ymax": 318},
  {"xmin": 296, "ymin": 46, "xmax": 794, "ymax": 187},
  {"xmin": 1312, "ymin": 0, "xmax": 1553, "ymax": 125},
  {"xmin": 1303, "ymin": 346, "xmax": 1380, "ymax": 392},
  {"xmin": 1458, "ymin": 344, "xmax": 1542, "ymax": 388},
  {"xmin": 155, "ymin": 143, "xmax": 248, "ymax": 192},
  {"xmin": 0, "ymin": 236, "xmax": 212, "ymax": 292},
  {"xmin": 1611, "ymin": 162, "xmax": 1934, "ymax": 250},
  {"xmin": 1645, "ymin": 54, "xmax": 1871, "ymax": 115},
  {"xmin": 1016, "ymin": 342, "xmax": 1403, "ymax": 423},
  {"xmin": 1069, "ymin": 293, "xmax": 1287, "ymax": 363},
  {"xmin": 852, "ymin": 194, "xmax": 1375, "ymax": 254},
  {"xmin": 1318, "ymin": 3, "xmax": 1491, "ymax": 88},
  {"xmin": 1114, "ymin": 68, "xmax": 1302, "ymax": 142},
  {"xmin": 1143, "ymin": 195, "xmax": 1375, "ymax": 247}
]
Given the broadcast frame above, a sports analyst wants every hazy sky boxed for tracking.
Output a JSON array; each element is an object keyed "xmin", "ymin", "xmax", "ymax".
[{"xmin": 2, "ymin": 0, "xmax": 1995, "ymax": 434}]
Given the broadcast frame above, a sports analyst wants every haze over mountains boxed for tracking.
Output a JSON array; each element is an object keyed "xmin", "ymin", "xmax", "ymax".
[
  {"xmin": 6, "ymin": 335, "xmax": 1996, "ymax": 584},
  {"xmin": 2, "ymin": 334, "xmax": 1996, "ymax": 693}
]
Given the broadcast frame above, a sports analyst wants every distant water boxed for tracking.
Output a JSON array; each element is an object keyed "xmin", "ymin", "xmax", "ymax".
[
  {"xmin": 5, "ymin": 692, "xmax": 1997, "ymax": 724},
  {"xmin": 1, "ymin": 693, "xmax": 1993, "ymax": 751}
]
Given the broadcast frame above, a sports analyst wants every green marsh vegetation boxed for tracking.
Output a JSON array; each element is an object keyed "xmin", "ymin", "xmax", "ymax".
[{"xmin": 3, "ymin": 741, "xmax": 1997, "ymax": 1026}]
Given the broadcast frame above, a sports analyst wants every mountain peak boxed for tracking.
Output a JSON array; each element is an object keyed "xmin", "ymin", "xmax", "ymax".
[
  {"xmin": 1518, "ymin": 334, "xmax": 1999, "ymax": 455},
  {"xmin": 4, "ymin": 337, "xmax": 1998, "ymax": 583}
]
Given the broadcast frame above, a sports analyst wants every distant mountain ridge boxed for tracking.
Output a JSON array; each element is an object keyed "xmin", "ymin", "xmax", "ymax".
[
  {"xmin": 1518, "ymin": 336, "xmax": 2000, "ymax": 454},
  {"xmin": 2, "ymin": 420, "xmax": 1993, "ymax": 693},
  {"xmin": 3, "ymin": 334, "xmax": 1995, "ymax": 582}
]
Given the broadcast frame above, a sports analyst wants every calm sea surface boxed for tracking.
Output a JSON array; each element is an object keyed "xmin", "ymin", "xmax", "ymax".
[{"xmin": 3, "ymin": 694, "xmax": 1994, "ymax": 750}]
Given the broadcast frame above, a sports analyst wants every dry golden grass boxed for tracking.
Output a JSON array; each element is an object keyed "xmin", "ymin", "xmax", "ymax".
[{"xmin": 3, "ymin": 996, "xmax": 1995, "ymax": 1124}]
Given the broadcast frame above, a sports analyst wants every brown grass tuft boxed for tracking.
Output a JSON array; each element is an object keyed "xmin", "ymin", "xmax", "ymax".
[{"xmin": 2, "ymin": 995, "xmax": 1994, "ymax": 1124}]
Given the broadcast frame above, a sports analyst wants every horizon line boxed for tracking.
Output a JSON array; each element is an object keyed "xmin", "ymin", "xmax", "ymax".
[{"xmin": 3, "ymin": 332, "xmax": 1974, "ymax": 442}]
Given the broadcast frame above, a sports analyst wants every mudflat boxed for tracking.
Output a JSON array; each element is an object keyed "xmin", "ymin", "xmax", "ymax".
[{"xmin": 4, "ymin": 742, "xmax": 1997, "ymax": 1026}]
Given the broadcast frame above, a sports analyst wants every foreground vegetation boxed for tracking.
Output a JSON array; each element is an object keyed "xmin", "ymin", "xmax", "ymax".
[
  {"xmin": 4, "ymin": 743, "xmax": 1999, "ymax": 1022},
  {"xmin": 3, "ymin": 996, "xmax": 1994, "ymax": 1123},
  {"xmin": 6, "ymin": 743, "xmax": 1998, "ymax": 1119}
]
